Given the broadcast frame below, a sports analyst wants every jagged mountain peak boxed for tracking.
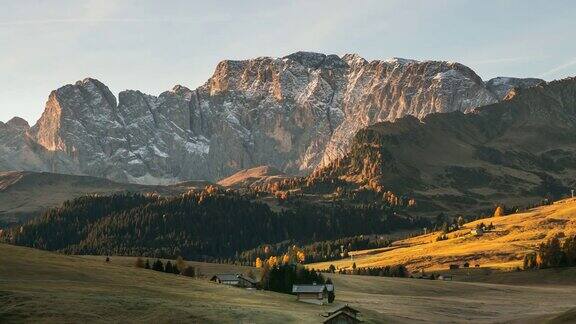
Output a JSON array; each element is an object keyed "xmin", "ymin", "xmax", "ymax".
[
  {"xmin": 211, "ymin": 51, "xmax": 350, "ymax": 75},
  {"xmin": 341, "ymin": 53, "xmax": 368, "ymax": 66},
  {"xmin": 170, "ymin": 84, "xmax": 192, "ymax": 94},
  {"xmin": 74, "ymin": 77, "xmax": 105, "ymax": 87},
  {"xmin": 0, "ymin": 52, "xmax": 548, "ymax": 184},
  {"xmin": 6, "ymin": 117, "xmax": 30, "ymax": 130},
  {"xmin": 383, "ymin": 57, "xmax": 419, "ymax": 65},
  {"xmin": 118, "ymin": 88, "xmax": 151, "ymax": 100},
  {"xmin": 283, "ymin": 51, "xmax": 331, "ymax": 68},
  {"xmin": 485, "ymin": 76, "xmax": 544, "ymax": 99},
  {"xmin": 51, "ymin": 77, "xmax": 117, "ymax": 110}
]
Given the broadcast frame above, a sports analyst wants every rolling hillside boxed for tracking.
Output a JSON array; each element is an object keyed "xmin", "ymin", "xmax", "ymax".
[
  {"xmin": 0, "ymin": 243, "xmax": 322, "ymax": 323},
  {"xmin": 0, "ymin": 171, "xmax": 210, "ymax": 225},
  {"xmin": 2, "ymin": 243, "xmax": 576, "ymax": 323},
  {"xmin": 309, "ymin": 198, "xmax": 576, "ymax": 272}
]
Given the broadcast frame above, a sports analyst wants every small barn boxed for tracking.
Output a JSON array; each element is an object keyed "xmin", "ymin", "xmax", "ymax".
[
  {"xmin": 325, "ymin": 304, "xmax": 360, "ymax": 318},
  {"xmin": 210, "ymin": 274, "xmax": 258, "ymax": 288},
  {"xmin": 292, "ymin": 283, "xmax": 334, "ymax": 305},
  {"xmin": 323, "ymin": 310, "xmax": 362, "ymax": 324}
]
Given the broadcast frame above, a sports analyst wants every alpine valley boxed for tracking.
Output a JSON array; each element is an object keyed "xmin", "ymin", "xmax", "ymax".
[
  {"xmin": 5, "ymin": 1, "xmax": 576, "ymax": 322},
  {"xmin": 3, "ymin": 51, "xmax": 575, "ymax": 250},
  {"xmin": 3, "ymin": 51, "xmax": 576, "ymax": 323}
]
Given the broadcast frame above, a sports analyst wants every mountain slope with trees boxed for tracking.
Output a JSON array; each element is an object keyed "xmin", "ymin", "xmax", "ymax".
[
  {"xmin": 311, "ymin": 78, "xmax": 576, "ymax": 218},
  {"xmin": 0, "ymin": 186, "xmax": 426, "ymax": 261}
]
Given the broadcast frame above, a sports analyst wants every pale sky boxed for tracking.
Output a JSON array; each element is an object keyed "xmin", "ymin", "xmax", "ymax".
[{"xmin": 1, "ymin": 0, "xmax": 575, "ymax": 123}]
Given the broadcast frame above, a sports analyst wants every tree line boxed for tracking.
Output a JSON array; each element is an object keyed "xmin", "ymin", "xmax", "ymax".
[
  {"xmin": 324, "ymin": 262, "xmax": 409, "ymax": 278},
  {"xmin": 259, "ymin": 263, "xmax": 335, "ymax": 303},
  {"xmin": 524, "ymin": 235, "xmax": 576, "ymax": 269},
  {"xmin": 237, "ymin": 235, "xmax": 392, "ymax": 265},
  {"xmin": 135, "ymin": 256, "xmax": 198, "ymax": 277},
  {"xmin": 1, "ymin": 187, "xmax": 427, "ymax": 261}
]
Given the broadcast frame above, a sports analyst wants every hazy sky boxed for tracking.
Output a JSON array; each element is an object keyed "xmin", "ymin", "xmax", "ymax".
[{"xmin": 1, "ymin": 0, "xmax": 575, "ymax": 123}]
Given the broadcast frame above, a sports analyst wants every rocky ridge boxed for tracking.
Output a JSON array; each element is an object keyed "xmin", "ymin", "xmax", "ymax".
[{"xmin": 0, "ymin": 52, "xmax": 542, "ymax": 184}]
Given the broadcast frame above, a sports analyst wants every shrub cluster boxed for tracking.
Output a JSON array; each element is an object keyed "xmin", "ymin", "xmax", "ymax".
[
  {"xmin": 135, "ymin": 256, "xmax": 197, "ymax": 277},
  {"xmin": 524, "ymin": 235, "xmax": 576, "ymax": 269}
]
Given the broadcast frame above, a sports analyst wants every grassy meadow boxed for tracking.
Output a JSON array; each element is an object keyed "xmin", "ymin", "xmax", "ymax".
[
  {"xmin": 2, "ymin": 243, "xmax": 576, "ymax": 323},
  {"xmin": 0, "ymin": 243, "xmax": 325, "ymax": 323},
  {"xmin": 309, "ymin": 198, "xmax": 576, "ymax": 272}
]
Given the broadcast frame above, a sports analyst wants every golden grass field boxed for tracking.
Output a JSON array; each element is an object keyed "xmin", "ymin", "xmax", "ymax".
[
  {"xmin": 309, "ymin": 198, "xmax": 576, "ymax": 272},
  {"xmin": 2, "ymin": 243, "xmax": 576, "ymax": 323}
]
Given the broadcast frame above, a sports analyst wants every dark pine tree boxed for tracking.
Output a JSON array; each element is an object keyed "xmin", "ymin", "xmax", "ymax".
[
  {"xmin": 165, "ymin": 261, "xmax": 174, "ymax": 273},
  {"xmin": 152, "ymin": 259, "xmax": 164, "ymax": 272},
  {"xmin": 326, "ymin": 278, "xmax": 335, "ymax": 303}
]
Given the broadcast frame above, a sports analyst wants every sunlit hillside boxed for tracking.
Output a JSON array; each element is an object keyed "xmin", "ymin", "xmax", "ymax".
[
  {"xmin": 217, "ymin": 165, "xmax": 289, "ymax": 188},
  {"xmin": 309, "ymin": 198, "xmax": 576, "ymax": 272}
]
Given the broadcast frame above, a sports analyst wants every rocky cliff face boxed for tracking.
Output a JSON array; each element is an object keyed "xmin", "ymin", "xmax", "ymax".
[
  {"xmin": 0, "ymin": 52, "xmax": 543, "ymax": 184},
  {"xmin": 318, "ymin": 56, "xmax": 500, "ymax": 167},
  {"xmin": 0, "ymin": 117, "xmax": 47, "ymax": 172}
]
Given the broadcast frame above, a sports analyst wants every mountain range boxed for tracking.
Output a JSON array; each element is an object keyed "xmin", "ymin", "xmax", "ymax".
[{"xmin": 0, "ymin": 52, "xmax": 542, "ymax": 184}]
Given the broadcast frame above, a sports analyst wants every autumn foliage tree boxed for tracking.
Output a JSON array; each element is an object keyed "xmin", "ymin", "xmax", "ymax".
[
  {"xmin": 267, "ymin": 256, "xmax": 279, "ymax": 267},
  {"xmin": 524, "ymin": 235, "xmax": 576, "ymax": 269},
  {"xmin": 493, "ymin": 205, "xmax": 505, "ymax": 217},
  {"xmin": 296, "ymin": 251, "xmax": 306, "ymax": 263},
  {"xmin": 255, "ymin": 257, "xmax": 263, "ymax": 268},
  {"xmin": 176, "ymin": 256, "xmax": 186, "ymax": 273},
  {"xmin": 180, "ymin": 265, "xmax": 196, "ymax": 277}
]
